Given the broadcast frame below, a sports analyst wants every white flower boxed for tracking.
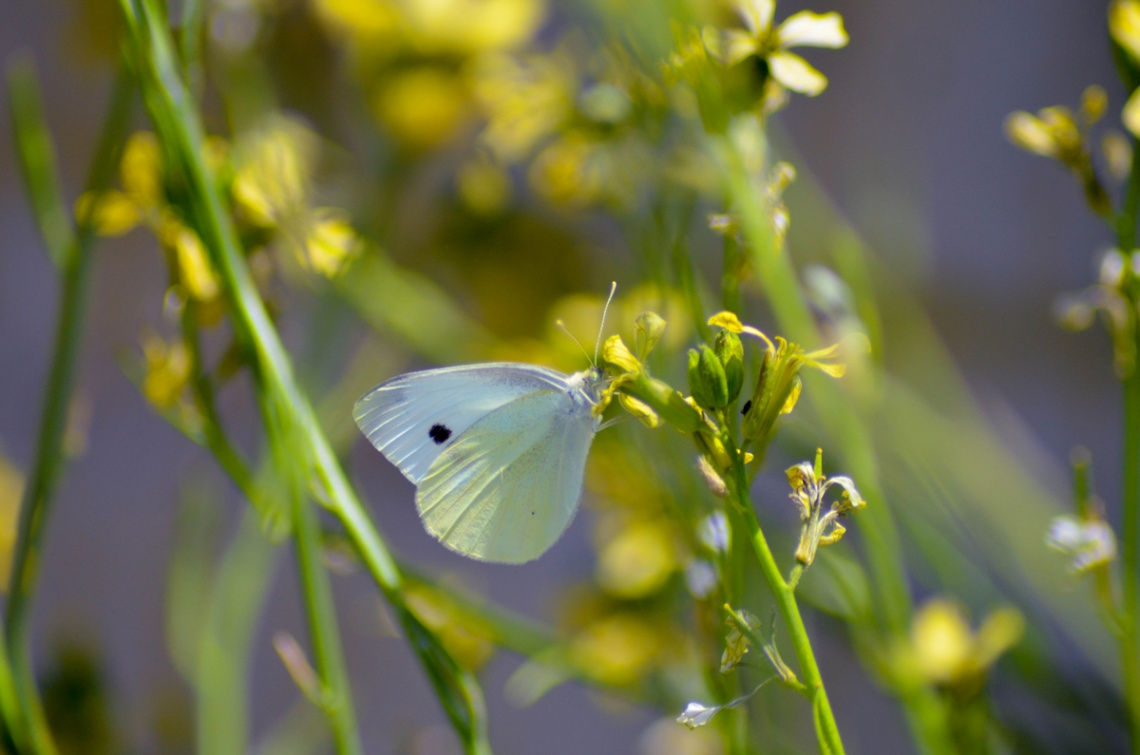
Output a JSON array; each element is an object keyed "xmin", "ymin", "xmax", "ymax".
[
  {"xmin": 676, "ymin": 701, "xmax": 718, "ymax": 729},
  {"xmin": 703, "ymin": 0, "xmax": 848, "ymax": 96},
  {"xmin": 699, "ymin": 511, "xmax": 729, "ymax": 553},
  {"xmin": 1047, "ymin": 515, "xmax": 1116, "ymax": 573}
]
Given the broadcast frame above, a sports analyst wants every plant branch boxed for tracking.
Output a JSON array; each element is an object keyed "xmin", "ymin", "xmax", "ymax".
[{"xmin": 4, "ymin": 58, "xmax": 133, "ymax": 755}]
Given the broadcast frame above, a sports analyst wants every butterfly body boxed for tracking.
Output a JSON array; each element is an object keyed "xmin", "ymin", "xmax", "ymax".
[{"xmin": 353, "ymin": 363, "xmax": 604, "ymax": 563}]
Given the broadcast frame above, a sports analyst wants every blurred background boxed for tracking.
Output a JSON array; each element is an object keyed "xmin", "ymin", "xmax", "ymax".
[{"xmin": 0, "ymin": 0, "xmax": 1127, "ymax": 753}]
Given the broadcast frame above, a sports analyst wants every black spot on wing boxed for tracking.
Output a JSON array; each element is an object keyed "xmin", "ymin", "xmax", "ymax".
[{"xmin": 429, "ymin": 424, "xmax": 452, "ymax": 444}]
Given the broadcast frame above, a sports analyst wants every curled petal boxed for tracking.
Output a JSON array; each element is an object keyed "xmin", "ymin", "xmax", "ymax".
[
  {"xmin": 818, "ymin": 520, "xmax": 846, "ymax": 547},
  {"xmin": 779, "ymin": 375, "xmax": 802, "ymax": 414},
  {"xmin": 786, "ymin": 461, "xmax": 815, "ymax": 492},
  {"xmin": 767, "ymin": 51, "xmax": 828, "ymax": 96},
  {"xmin": 603, "ymin": 334, "xmax": 642, "ymax": 373},
  {"xmin": 825, "ymin": 474, "xmax": 866, "ymax": 513},
  {"xmin": 777, "ymin": 11, "xmax": 848, "ymax": 49},
  {"xmin": 809, "ymin": 361, "xmax": 846, "ymax": 378}
]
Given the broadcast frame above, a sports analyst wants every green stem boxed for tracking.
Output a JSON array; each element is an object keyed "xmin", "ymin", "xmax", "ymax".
[
  {"xmin": 292, "ymin": 490, "xmax": 363, "ymax": 755},
  {"xmin": 180, "ymin": 307, "xmax": 253, "ymax": 493},
  {"xmin": 196, "ymin": 509, "xmax": 279, "ymax": 755},
  {"xmin": 4, "ymin": 61, "xmax": 132, "ymax": 755},
  {"xmin": 1116, "ymin": 134, "xmax": 1140, "ymax": 755},
  {"xmin": 730, "ymin": 459, "xmax": 844, "ymax": 754},
  {"xmin": 1121, "ymin": 320, "xmax": 1140, "ymax": 755}
]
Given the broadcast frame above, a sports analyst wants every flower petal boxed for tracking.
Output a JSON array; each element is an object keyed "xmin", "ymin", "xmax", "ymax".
[
  {"xmin": 677, "ymin": 701, "xmax": 719, "ymax": 729},
  {"xmin": 735, "ymin": 0, "xmax": 774, "ymax": 36},
  {"xmin": 1004, "ymin": 111, "xmax": 1059, "ymax": 158},
  {"xmin": 708, "ymin": 311, "xmax": 744, "ymax": 332},
  {"xmin": 1111, "ymin": 0, "xmax": 1140, "ymax": 64},
  {"xmin": 768, "ymin": 52, "xmax": 828, "ymax": 96},
  {"xmin": 704, "ymin": 27, "xmax": 759, "ymax": 66},
  {"xmin": 777, "ymin": 11, "xmax": 848, "ymax": 49},
  {"xmin": 825, "ymin": 474, "xmax": 866, "ymax": 513},
  {"xmin": 1124, "ymin": 87, "xmax": 1140, "ymax": 139}
]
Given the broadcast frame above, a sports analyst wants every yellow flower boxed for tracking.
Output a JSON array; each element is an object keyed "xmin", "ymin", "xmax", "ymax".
[
  {"xmin": 471, "ymin": 52, "xmax": 574, "ymax": 162},
  {"xmin": 120, "ymin": 131, "xmax": 165, "ymax": 209},
  {"xmin": 74, "ymin": 191, "xmax": 141, "ymax": 236},
  {"xmin": 569, "ymin": 613, "xmax": 661, "ymax": 687},
  {"xmin": 596, "ymin": 520, "xmax": 677, "ymax": 599},
  {"xmin": 159, "ymin": 216, "xmax": 220, "ymax": 302},
  {"xmin": 311, "ymin": 0, "xmax": 402, "ymax": 42},
  {"xmin": 456, "ymin": 158, "xmax": 512, "ymax": 214},
  {"xmin": 603, "ymin": 334, "xmax": 643, "ymax": 374},
  {"xmin": 74, "ymin": 131, "xmax": 165, "ymax": 237},
  {"xmin": 1111, "ymin": 0, "xmax": 1140, "ymax": 65},
  {"xmin": 304, "ymin": 209, "xmax": 362, "ymax": 278},
  {"xmin": 1004, "ymin": 107, "xmax": 1082, "ymax": 163},
  {"xmin": 706, "ymin": 312, "xmax": 852, "ymax": 445},
  {"xmin": 703, "ymin": 0, "xmax": 848, "ymax": 96},
  {"xmin": 232, "ymin": 117, "xmax": 318, "ymax": 228},
  {"xmin": 142, "ymin": 332, "xmax": 191, "ymax": 410},
  {"xmin": 402, "ymin": 0, "xmax": 543, "ymax": 56},
  {"xmin": 372, "ymin": 67, "xmax": 471, "ymax": 151},
  {"xmin": 895, "ymin": 599, "xmax": 1024, "ymax": 692}
]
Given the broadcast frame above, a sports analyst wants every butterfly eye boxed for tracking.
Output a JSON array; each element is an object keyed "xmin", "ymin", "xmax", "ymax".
[{"xmin": 429, "ymin": 424, "xmax": 452, "ymax": 444}]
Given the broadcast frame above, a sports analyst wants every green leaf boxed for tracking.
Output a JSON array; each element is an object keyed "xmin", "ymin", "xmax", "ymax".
[{"xmin": 7, "ymin": 54, "xmax": 74, "ymax": 270}]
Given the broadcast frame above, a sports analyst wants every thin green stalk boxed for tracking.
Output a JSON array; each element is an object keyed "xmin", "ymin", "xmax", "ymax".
[
  {"xmin": 730, "ymin": 459, "xmax": 844, "ymax": 754},
  {"xmin": 196, "ymin": 510, "xmax": 279, "ymax": 755},
  {"xmin": 1115, "ymin": 134, "xmax": 1140, "ymax": 755},
  {"xmin": 4, "ymin": 60, "xmax": 133, "ymax": 755},
  {"xmin": 292, "ymin": 486, "xmax": 363, "ymax": 755},
  {"xmin": 180, "ymin": 308, "xmax": 253, "ymax": 493},
  {"xmin": 1120, "ymin": 363, "xmax": 1140, "ymax": 754}
]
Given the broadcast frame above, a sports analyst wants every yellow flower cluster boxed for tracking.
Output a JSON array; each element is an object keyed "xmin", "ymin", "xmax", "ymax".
[{"xmin": 76, "ymin": 132, "xmax": 224, "ymax": 307}]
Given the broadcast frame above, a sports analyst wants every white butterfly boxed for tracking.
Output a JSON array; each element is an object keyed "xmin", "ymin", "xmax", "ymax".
[{"xmin": 353, "ymin": 362, "xmax": 607, "ymax": 563}]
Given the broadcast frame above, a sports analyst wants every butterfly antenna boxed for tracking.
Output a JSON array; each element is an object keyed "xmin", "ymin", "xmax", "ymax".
[
  {"xmin": 594, "ymin": 281, "xmax": 618, "ymax": 365},
  {"xmin": 556, "ymin": 320, "xmax": 592, "ymax": 364}
]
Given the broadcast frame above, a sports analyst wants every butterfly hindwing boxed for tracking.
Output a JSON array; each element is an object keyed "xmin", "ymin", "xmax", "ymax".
[
  {"xmin": 353, "ymin": 363, "xmax": 573, "ymax": 484},
  {"xmin": 416, "ymin": 388, "xmax": 598, "ymax": 563}
]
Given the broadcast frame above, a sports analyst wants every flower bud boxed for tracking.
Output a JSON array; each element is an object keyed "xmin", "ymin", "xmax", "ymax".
[
  {"xmin": 689, "ymin": 345, "xmax": 729, "ymax": 410},
  {"xmin": 742, "ymin": 347, "xmax": 774, "ymax": 440},
  {"xmin": 634, "ymin": 311, "xmax": 667, "ymax": 361},
  {"xmin": 714, "ymin": 328, "xmax": 744, "ymax": 403}
]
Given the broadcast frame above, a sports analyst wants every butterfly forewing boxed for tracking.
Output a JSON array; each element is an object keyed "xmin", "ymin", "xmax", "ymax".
[
  {"xmin": 352, "ymin": 363, "xmax": 574, "ymax": 484},
  {"xmin": 416, "ymin": 388, "xmax": 598, "ymax": 563}
]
